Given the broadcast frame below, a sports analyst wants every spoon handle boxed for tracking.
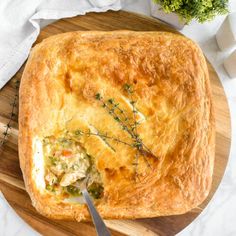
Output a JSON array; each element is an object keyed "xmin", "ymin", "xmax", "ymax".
[{"xmin": 82, "ymin": 189, "xmax": 111, "ymax": 236}]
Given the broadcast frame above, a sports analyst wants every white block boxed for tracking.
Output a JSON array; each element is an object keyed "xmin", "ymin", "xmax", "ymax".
[
  {"xmin": 216, "ymin": 12, "xmax": 236, "ymax": 51},
  {"xmin": 224, "ymin": 49, "xmax": 236, "ymax": 78}
]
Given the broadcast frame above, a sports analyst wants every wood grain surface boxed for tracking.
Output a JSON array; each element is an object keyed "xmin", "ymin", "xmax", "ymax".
[{"xmin": 0, "ymin": 11, "xmax": 231, "ymax": 236}]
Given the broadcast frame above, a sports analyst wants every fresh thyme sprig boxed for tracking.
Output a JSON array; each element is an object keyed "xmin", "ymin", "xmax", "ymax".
[
  {"xmin": 75, "ymin": 129, "xmax": 118, "ymax": 152},
  {"xmin": 0, "ymin": 79, "xmax": 20, "ymax": 150},
  {"xmin": 123, "ymin": 84, "xmax": 155, "ymax": 171},
  {"xmin": 74, "ymin": 129, "xmax": 134, "ymax": 150},
  {"xmin": 94, "ymin": 84, "xmax": 158, "ymax": 180},
  {"xmin": 73, "ymin": 84, "xmax": 157, "ymax": 181}
]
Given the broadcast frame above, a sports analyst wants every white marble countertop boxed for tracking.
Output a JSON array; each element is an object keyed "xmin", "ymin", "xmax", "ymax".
[{"xmin": 1, "ymin": 1, "xmax": 236, "ymax": 235}]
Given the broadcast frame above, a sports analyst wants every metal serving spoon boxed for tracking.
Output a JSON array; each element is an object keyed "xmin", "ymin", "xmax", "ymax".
[{"xmin": 80, "ymin": 178, "xmax": 111, "ymax": 236}]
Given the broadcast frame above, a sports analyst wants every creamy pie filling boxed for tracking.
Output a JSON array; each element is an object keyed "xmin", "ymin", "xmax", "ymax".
[{"xmin": 42, "ymin": 132, "xmax": 103, "ymax": 199}]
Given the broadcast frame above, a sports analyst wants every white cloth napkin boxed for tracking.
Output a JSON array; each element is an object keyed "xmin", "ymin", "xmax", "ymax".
[{"xmin": 0, "ymin": 0, "xmax": 122, "ymax": 89}]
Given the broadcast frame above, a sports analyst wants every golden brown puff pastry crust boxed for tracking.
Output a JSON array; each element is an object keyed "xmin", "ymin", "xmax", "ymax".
[{"xmin": 19, "ymin": 31, "xmax": 215, "ymax": 221}]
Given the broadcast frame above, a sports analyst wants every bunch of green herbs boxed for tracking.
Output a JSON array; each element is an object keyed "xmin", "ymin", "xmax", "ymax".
[{"xmin": 153, "ymin": 0, "xmax": 228, "ymax": 23}]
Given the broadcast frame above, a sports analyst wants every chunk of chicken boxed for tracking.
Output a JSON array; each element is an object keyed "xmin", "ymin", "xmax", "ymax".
[
  {"xmin": 50, "ymin": 164, "xmax": 64, "ymax": 176},
  {"xmin": 60, "ymin": 171, "xmax": 86, "ymax": 186},
  {"xmin": 45, "ymin": 171, "xmax": 57, "ymax": 185}
]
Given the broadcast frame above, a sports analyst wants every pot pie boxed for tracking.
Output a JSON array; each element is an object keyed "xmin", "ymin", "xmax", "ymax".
[{"xmin": 19, "ymin": 31, "xmax": 215, "ymax": 221}]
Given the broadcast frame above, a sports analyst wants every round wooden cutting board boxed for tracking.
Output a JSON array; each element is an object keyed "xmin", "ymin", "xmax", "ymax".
[{"xmin": 0, "ymin": 11, "xmax": 231, "ymax": 236}]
